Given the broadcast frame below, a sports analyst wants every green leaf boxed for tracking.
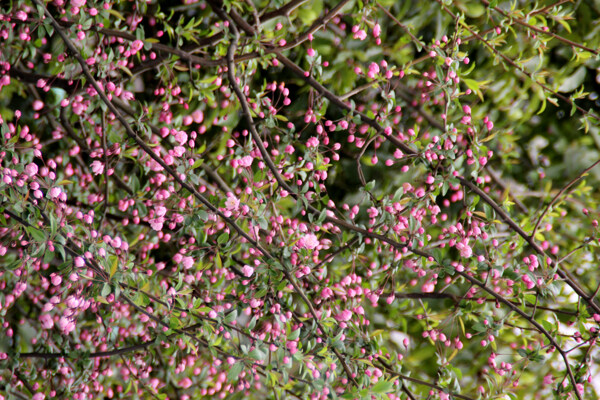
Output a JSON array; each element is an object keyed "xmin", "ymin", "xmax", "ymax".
[
  {"xmin": 227, "ymin": 362, "xmax": 243, "ymax": 380},
  {"xmin": 217, "ymin": 232, "xmax": 229, "ymax": 245},
  {"xmin": 372, "ymin": 379, "xmax": 395, "ymax": 394},
  {"xmin": 101, "ymin": 283, "xmax": 111, "ymax": 297},
  {"xmin": 109, "ymin": 255, "xmax": 119, "ymax": 278},
  {"xmin": 27, "ymin": 226, "xmax": 46, "ymax": 242}
]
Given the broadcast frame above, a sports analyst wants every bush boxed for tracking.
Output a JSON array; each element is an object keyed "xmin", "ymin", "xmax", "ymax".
[{"xmin": 1, "ymin": 0, "xmax": 600, "ymax": 399}]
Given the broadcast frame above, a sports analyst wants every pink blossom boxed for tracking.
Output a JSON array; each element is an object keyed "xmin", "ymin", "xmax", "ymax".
[
  {"xmin": 238, "ymin": 155, "xmax": 253, "ymax": 167},
  {"xmin": 373, "ymin": 23, "xmax": 381, "ymax": 38},
  {"xmin": 149, "ymin": 217, "xmax": 164, "ymax": 231},
  {"xmin": 32, "ymin": 100, "xmax": 44, "ymax": 111},
  {"xmin": 301, "ymin": 233, "xmax": 319, "ymax": 249},
  {"xmin": 179, "ymin": 377, "xmax": 193, "ymax": 389},
  {"xmin": 421, "ymin": 280, "xmax": 435, "ymax": 293},
  {"xmin": 58, "ymin": 316, "xmax": 76, "ymax": 335},
  {"xmin": 242, "ymin": 265, "xmax": 254, "ymax": 277},
  {"xmin": 306, "ymin": 137, "xmax": 319, "ymax": 148},
  {"xmin": 50, "ymin": 274, "xmax": 62, "ymax": 286},
  {"xmin": 25, "ymin": 163, "xmax": 38, "ymax": 176},
  {"xmin": 522, "ymin": 274, "xmax": 535, "ymax": 289},
  {"xmin": 181, "ymin": 256, "xmax": 195, "ymax": 269},
  {"xmin": 456, "ymin": 241, "xmax": 472, "ymax": 258},
  {"xmin": 91, "ymin": 160, "xmax": 104, "ymax": 175},
  {"xmin": 192, "ymin": 109, "xmax": 204, "ymax": 123},
  {"xmin": 39, "ymin": 314, "xmax": 54, "ymax": 329},
  {"xmin": 15, "ymin": 10, "xmax": 28, "ymax": 21},
  {"xmin": 225, "ymin": 195, "xmax": 240, "ymax": 211},
  {"xmin": 71, "ymin": 0, "xmax": 86, "ymax": 8},
  {"xmin": 131, "ymin": 39, "xmax": 144, "ymax": 53},
  {"xmin": 367, "ymin": 62, "xmax": 380, "ymax": 78},
  {"xmin": 173, "ymin": 146, "xmax": 186, "ymax": 157},
  {"xmin": 353, "ymin": 27, "xmax": 367, "ymax": 40},
  {"xmin": 175, "ymin": 131, "xmax": 188, "ymax": 145},
  {"xmin": 335, "ymin": 309, "xmax": 352, "ymax": 322},
  {"xmin": 367, "ymin": 207, "xmax": 379, "ymax": 218},
  {"xmin": 47, "ymin": 186, "xmax": 62, "ymax": 199}
]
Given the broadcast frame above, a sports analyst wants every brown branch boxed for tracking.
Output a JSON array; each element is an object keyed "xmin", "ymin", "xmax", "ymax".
[
  {"xmin": 530, "ymin": 0, "xmax": 573, "ymax": 15},
  {"xmin": 391, "ymin": 291, "xmax": 578, "ymax": 316},
  {"xmin": 378, "ymin": 359, "xmax": 476, "ymax": 400},
  {"xmin": 376, "ymin": 1, "xmax": 425, "ymax": 47},
  {"xmin": 259, "ymin": 0, "xmax": 310, "ymax": 21},
  {"xmin": 484, "ymin": 166, "xmax": 529, "ymax": 214},
  {"xmin": 393, "ymin": 81, "xmax": 446, "ymax": 132},
  {"xmin": 19, "ymin": 340, "xmax": 157, "ymax": 359},
  {"xmin": 557, "ymin": 237, "xmax": 595, "ymax": 265},
  {"xmin": 530, "ymin": 158, "xmax": 600, "ymax": 238},
  {"xmin": 482, "ymin": 0, "xmax": 598, "ymax": 55}
]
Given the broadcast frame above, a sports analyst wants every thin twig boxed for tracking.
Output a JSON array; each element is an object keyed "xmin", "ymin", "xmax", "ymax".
[
  {"xmin": 481, "ymin": 0, "xmax": 597, "ymax": 55},
  {"xmin": 531, "ymin": 158, "xmax": 600, "ymax": 238}
]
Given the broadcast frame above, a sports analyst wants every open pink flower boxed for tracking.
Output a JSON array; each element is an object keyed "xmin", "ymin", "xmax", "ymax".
[
  {"xmin": 301, "ymin": 233, "xmax": 319, "ymax": 249},
  {"xmin": 181, "ymin": 256, "xmax": 195, "ymax": 270},
  {"xmin": 179, "ymin": 377, "xmax": 193, "ymax": 389},
  {"xmin": 192, "ymin": 109, "xmax": 204, "ymax": 123},
  {"xmin": 242, "ymin": 265, "xmax": 254, "ymax": 277},
  {"xmin": 238, "ymin": 155, "xmax": 253, "ymax": 168},
  {"xmin": 91, "ymin": 160, "xmax": 104, "ymax": 175},
  {"xmin": 58, "ymin": 316, "xmax": 76, "ymax": 335},
  {"xmin": 155, "ymin": 206, "xmax": 167, "ymax": 217},
  {"xmin": 149, "ymin": 217, "xmax": 164, "ymax": 231},
  {"xmin": 174, "ymin": 130, "xmax": 188, "ymax": 145},
  {"xmin": 39, "ymin": 314, "xmax": 54, "ymax": 329},
  {"xmin": 225, "ymin": 195, "xmax": 240, "ymax": 211},
  {"xmin": 421, "ymin": 280, "xmax": 435, "ymax": 293},
  {"xmin": 131, "ymin": 39, "xmax": 144, "ymax": 53},
  {"xmin": 47, "ymin": 186, "xmax": 62, "ymax": 199},
  {"xmin": 335, "ymin": 309, "xmax": 352, "ymax": 322},
  {"xmin": 456, "ymin": 240, "xmax": 472, "ymax": 258}
]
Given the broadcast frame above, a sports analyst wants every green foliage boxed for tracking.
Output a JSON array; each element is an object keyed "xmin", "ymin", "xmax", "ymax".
[{"xmin": 1, "ymin": 0, "xmax": 600, "ymax": 399}]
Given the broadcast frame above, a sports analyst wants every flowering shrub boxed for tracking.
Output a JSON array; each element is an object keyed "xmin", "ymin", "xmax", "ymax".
[{"xmin": 1, "ymin": 0, "xmax": 600, "ymax": 399}]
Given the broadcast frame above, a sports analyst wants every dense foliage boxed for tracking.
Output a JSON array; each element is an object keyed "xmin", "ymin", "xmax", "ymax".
[{"xmin": 1, "ymin": 0, "xmax": 600, "ymax": 399}]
